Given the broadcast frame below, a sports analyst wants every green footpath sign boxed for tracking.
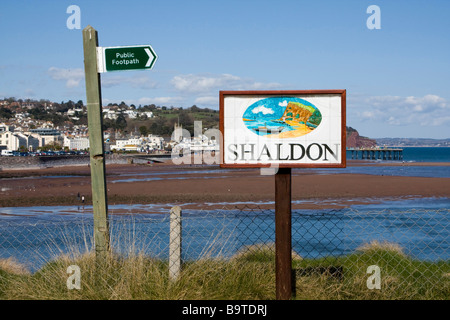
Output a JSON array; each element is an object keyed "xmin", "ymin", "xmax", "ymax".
[{"xmin": 97, "ymin": 45, "xmax": 157, "ymax": 73}]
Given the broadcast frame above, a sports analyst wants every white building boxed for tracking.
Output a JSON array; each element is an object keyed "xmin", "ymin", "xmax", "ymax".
[
  {"xmin": 67, "ymin": 108, "xmax": 84, "ymax": 121},
  {"xmin": 14, "ymin": 112, "xmax": 30, "ymax": 119},
  {"xmin": 141, "ymin": 134, "xmax": 164, "ymax": 150},
  {"xmin": 110, "ymin": 135, "xmax": 164, "ymax": 152},
  {"xmin": 110, "ymin": 138, "xmax": 141, "ymax": 151},
  {"xmin": 0, "ymin": 124, "xmax": 40, "ymax": 151},
  {"xmin": 0, "ymin": 126, "xmax": 18, "ymax": 151},
  {"xmin": 139, "ymin": 111, "xmax": 153, "ymax": 118},
  {"xmin": 67, "ymin": 108, "xmax": 84, "ymax": 116},
  {"xmin": 171, "ymin": 134, "xmax": 219, "ymax": 154},
  {"xmin": 63, "ymin": 136, "xmax": 90, "ymax": 150},
  {"xmin": 123, "ymin": 110, "xmax": 138, "ymax": 119},
  {"xmin": 29, "ymin": 128, "xmax": 62, "ymax": 147},
  {"xmin": 102, "ymin": 108, "xmax": 118, "ymax": 120}
]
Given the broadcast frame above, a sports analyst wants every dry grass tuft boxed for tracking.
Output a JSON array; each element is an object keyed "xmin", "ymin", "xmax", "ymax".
[
  {"xmin": 356, "ymin": 240, "xmax": 405, "ymax": 257},
  {"xmin": 232, "ymin": 243, "xmax": 302, "ymax": 261},
  {"xmin": 0, "ymin": 258, "xmax": 30, "ymax": 275}
]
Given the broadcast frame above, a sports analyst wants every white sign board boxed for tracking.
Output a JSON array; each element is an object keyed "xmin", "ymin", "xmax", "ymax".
[{"xmin": 220, "ymin": 90, "xmax": 346, "ymax": 168}]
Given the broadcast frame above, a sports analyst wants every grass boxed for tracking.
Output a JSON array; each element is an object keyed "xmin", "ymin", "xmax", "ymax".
[
  {"xmin": 0, "ymin": 240, "xmax": 448, "ymax": 300},
  {"xmin": 291, "ymin": 241, "xmax": 449, "ymax": 300}
]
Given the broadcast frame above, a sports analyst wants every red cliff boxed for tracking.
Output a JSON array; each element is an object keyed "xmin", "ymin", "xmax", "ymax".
[{"xmin": 346, "ymin": 127, "xmax": 377, "ymax": 148}]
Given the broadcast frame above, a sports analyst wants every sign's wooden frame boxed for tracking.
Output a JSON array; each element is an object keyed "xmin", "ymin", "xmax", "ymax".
[{"xmin": 219, "ymin": 90, "xmax": 347, "ymax": 168}]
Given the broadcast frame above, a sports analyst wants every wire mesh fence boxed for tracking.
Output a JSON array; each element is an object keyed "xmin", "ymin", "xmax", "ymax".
[{"xmin": 0, "ymin": 205, "xmax": 448, "ymax": 299}]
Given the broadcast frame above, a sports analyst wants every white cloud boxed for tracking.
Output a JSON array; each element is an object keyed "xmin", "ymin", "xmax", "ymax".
[
  {"xmin": 171, "ymin": 73, "xmax": 282, "ymax": 94},
  {"xmin": 350, "ymin": 94, "xmax": 450, "ymax": 127},
  {"xmin": 171, "ymin": 73, "xmax": 240, "ymax": 93},
  {"xmin": 128, "ymin": 76, "xmax": 158, "ymax": 89},
  {"xmin": 152, "ymin": 96, "xmax": 184, "ymax": 105},
  {"xmin": 252, "ymin": 105, "xmax": 274, "ymax": 115},
  {"xmin": 102, "ymin": 75, "xmax": 158, "ymax": 89},
  {"xmin": 131, "ymin": 96, "xmax": 184, "ymax": 106},
  {"xmin": 48, "ymin": 67, "xmax": 84, "ymax": 88},
  {"xmin": 167, "ymin": 73, "xmax": 283, "ymax": 108},
  {"xmin": 194, "ymin": 96, "xmax": 217, "ymax": 105},
  {"xmin": 48, "ymin": 67, "xmax": 158, "ymax": 91}
]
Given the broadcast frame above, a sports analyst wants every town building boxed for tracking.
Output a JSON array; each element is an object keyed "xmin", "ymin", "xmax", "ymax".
[
  {"xmin": 0, "ymin": 123, "xmax": 40, "ymax": 151},
  {"xmin": 110, "ymin": 135, "xmax": 165, "ymax": 152},
  {"xmin": 63, "ymin": 136, "xmax": 90, "ymax": 150}
]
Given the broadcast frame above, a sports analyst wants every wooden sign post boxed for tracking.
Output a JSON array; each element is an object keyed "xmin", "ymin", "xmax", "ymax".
[
  {"xmin": 82, "ymin": 26, "xmax": 157, "ymax": 262},
  {"xmin": 275, "ymin": 167, "xmax": 292, "ymax": 300},
  {"xmin": 220, "ymin": 90, "xmax": 346, "ymax": 299},
  {"xmin": 83, "ymin": 26, "xmax": 110, "ymax": 262}
]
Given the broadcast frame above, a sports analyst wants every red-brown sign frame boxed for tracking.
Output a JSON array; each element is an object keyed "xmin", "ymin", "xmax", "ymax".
[{"xmin": 219, "ymin": 90, "xmax": 346, "ymax": 168}]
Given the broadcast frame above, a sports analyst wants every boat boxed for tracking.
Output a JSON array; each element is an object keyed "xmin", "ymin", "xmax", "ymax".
[{"xmin": 253, "ymin": 126, "xmax": 285, "ymax": 134}]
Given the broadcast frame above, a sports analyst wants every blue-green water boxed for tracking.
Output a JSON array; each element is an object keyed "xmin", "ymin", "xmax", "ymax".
[
  {"xmin": 346, "ymin": 147, "xmax": 450, "ymax": 162},
  {"xmin": 308, "ymin": 164, "xmax": 450, "ymax": 178},
  {"xmin": 340, "ymin": 147, "xmax": 450, "ymax": 178},
  {"xmin": 0, "ymin": 147, "xmax": 448, "ymax": 272},
  {"xmin": 400, "ymin": 147, "xmax": 450, "ymax": 162},
  {"xmin": 0, "ymin": 198, "xmax": 448, "ymax": 272}
]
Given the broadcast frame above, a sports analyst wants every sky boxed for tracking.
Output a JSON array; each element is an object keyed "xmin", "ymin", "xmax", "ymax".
[{"xmin": 0, "ymin": 0, "xmax": 449, "ymax": 139}]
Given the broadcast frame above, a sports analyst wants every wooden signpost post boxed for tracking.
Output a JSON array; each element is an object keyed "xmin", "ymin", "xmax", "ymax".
[
  {"xmin": 82, "ymin": 25, "xmax": 157, "ymax": 262},
  {"xmin": 83, "ymin": 26, "xmax": 109, "ymax": 262},
  {"xmin": 220, "ymin": 90, "xmax": 346, "ymax": 299},
  {"xmin": 275, "ymin": 167, "xmax": 292, "ymax": 300}
]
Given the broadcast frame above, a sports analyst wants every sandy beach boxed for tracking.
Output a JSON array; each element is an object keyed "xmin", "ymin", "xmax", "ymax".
[{"xmin": 1, "ymin": 160, "xmax": 449, "ymax": 210}]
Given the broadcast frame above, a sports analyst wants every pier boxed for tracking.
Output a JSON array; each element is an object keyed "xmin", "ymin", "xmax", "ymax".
[{"xmin": 348, "ymin": 148, "xmax": 403, "ymax": 161}]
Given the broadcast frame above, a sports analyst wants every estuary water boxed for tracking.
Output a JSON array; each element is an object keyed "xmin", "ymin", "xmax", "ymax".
[
  {"xmin": 0, "ymin": 147, "xmax": 448, "ymax": 272},
  {"xmin": 0, "ymin": 197, "xmax": 448, "ymax": 272},
  {"xmin": 340, "ymin": 147, "xmax": 450, "ymax": 178},
  {"xmin": 346, "ymin": 147, "xmax": 450, "ymax": 162}
]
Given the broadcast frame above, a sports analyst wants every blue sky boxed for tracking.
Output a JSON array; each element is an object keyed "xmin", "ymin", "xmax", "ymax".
[{"xmin": 0, "ymin": 0, "xmax": 449, "ymax": 139}]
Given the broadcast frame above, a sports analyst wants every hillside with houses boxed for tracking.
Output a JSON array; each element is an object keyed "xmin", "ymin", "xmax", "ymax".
[
  {"xmin": 7, "ymin": 97, "xmax": 442, "ymax": 156},
  {"xmin": 0, "ymin": 98, "xmax": 220, "ymax": 155}
]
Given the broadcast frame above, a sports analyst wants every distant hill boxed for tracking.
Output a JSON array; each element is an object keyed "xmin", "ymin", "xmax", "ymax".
[
  {"xmin": 375, "ymin": 137, "xmax": 450, "ymax": 147},
  {"xmin": 346, "ymin": 127, "xmax": 377, "ymax": 148}
]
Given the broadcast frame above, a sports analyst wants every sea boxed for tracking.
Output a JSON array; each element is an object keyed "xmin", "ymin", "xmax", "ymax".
[
  {"xmin": 332, "ymin": 147, "xmax": 450, "ymax": 178},
  {"xmin": 0, "ymin": 147, "xmax": 449, "ymax": 271},
  {"xmin": 347, "ymin": 147, "xmax": 450, "ymax": 163}
]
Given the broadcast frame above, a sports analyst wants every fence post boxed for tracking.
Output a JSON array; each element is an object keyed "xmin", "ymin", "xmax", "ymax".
[{"xmin": 169, "ymin": 206, "xmax": 182, "ymax": 281}]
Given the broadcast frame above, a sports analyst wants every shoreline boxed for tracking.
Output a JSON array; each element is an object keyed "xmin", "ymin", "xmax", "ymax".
[
  {"xmin": 1, "ymin": 161, "xmax": 449, "ymax": 209},
  {"xmin": 1, "ymin": 196, "xmax": 448, "ymax": 216}
]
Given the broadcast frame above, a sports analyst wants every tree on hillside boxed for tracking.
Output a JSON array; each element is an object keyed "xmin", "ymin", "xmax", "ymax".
[
  {"xmin": 139, "ymin": 126, "xmax": 148, "ymax": 137},
  {"xmin": 178, "ymin": 110, "xmax": 194, "ymax": 134},
  {"xmin": 149, "ymin": 116, "xmax": 171, "ymax": 136},
  {"xmin": 75, "ymin": 100, "xmax": 84, "ymax": 108},
  {"xmin": 115, "ymin": 113, "xmax": 127, "ymax": 131},
  {"xmin": 119, "ymin": 101, "xmax": 128, "ymax": 110},
  {"xmin": 0, "ymin": 107, "xmax": 13, "ymax": 119},
  {"xmin": 190, "ymin": 105, "xmax": 200, "ymax": 112}
]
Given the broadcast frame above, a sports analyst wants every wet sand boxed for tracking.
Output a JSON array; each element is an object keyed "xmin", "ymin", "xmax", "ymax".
[{"xmin": 1, "ymin": 160, "xmax": 449, "ymax": 210}]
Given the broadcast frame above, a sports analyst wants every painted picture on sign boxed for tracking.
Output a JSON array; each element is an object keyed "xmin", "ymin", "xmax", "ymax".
[{"xmin": 242, "ymin": 97, "xmax": 322, "ymax": 138}]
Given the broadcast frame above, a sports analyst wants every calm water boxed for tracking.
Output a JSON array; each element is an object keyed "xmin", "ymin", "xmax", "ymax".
[
  {"xmin": 0, "ymin": 147, "xmax": 448, "ymax": 272},
  {"xmin": 0, "ymin": 197, "xmax": 448, "ymax": 272},
  {"xmin": 346, "ymin": 147, "xmax": 450, "ymax": 162},
  {"xmin": 306, "ymin": 165, "xmax": 450, "ymax": 178},
  {"xmin": 339, "ymin": 147, "xmax": 450, "ymax": 178}
]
